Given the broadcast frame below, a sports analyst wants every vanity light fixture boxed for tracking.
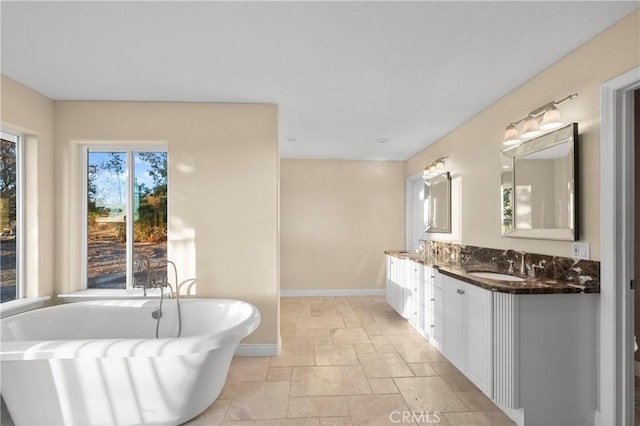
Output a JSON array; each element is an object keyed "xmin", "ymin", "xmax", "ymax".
[
  {"xmin": 521, "ymin": 115, "xmax": 541, "ymax": 138},
  {"xmin": 502, "ymin": 93, "xmax": 578, "ymax": 146},
  {"xmin": 423, "ymin": 156, "xmax": 447, "ymax": 179},
  {"xmin": 540, "ymin": 104, "xmax": 562, "ymax": 130},
  {"xmin": 503, "ymin": 124, "xmax": 520, "ymax": 146}
]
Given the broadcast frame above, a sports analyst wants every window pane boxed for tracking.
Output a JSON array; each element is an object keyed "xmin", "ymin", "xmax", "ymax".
[
  {"xmin": 87, "ymin": 152, "xmax": 127, "ymax": 289},
  {"xmin": 0, "ymin": 138, "xmax": 17, "ymax": 303},
  {"xmin": 133, "ymin": 152, "xmax": 167, "ymax": 286}
]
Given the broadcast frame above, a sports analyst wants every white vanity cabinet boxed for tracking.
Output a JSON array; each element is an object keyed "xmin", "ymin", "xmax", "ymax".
[
  {"xmin": 386, "ymin": 254, "xmax": 599, "ymax": 426},
  {"xmin": 386, "ymin": 255, "xmax": 423, "ymax": 323},
  {"xmin": 441, "ymin": 274, "xmax": 493, "ymax": 397}
]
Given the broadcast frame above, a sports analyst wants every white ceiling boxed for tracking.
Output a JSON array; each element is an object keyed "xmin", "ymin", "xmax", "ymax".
[{"xmin": 1, "ymin": 1, "xmax": 637, "ymax": 161}]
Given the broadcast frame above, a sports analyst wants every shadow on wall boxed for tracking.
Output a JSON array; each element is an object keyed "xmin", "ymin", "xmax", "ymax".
[
  {"xmin": 168, "ymin": 216, "xmax": 197, "ymax": 296},
  {"xmin": 169, "ymin": 155, "xmax": 198, "ymax": 296}
]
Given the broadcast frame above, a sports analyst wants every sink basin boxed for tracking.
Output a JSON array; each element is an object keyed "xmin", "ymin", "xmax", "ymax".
[{"xmin": 469, "ymin": 272, "xmax": 525, "ymax": 282}]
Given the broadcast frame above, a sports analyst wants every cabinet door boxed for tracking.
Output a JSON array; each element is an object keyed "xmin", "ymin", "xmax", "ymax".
[
  {"xmin": 386, "ymin": 256, "xmax": 402, "ymax": 314},
  {"xmin": 433, "ymin": 285, "xmax": 442, "ymax": 317},
  {"xmin": 464, "ymin": 282, "xmax": 493, "ymax": 397},
  {"xmin": 423, "ymin": 306, "xmax": 434, "ymax": 337},
  {"xmin": 441, "ymin": 275, "xmax": 464, "ymax": 370},
  {"xmin": 433, "ymin": 313, "xmax": 442, "ymax": 346}
]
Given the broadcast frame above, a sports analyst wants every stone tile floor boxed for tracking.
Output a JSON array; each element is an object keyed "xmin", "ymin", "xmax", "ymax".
[{"xmin": 185, "ymin": 296, "xmax": 515, "ymax": 425}]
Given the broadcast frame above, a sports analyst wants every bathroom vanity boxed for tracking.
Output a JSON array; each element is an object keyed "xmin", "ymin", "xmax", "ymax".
[{"xmin": 385, "ymin": 251, "xmax": 599, "ymax": 426}]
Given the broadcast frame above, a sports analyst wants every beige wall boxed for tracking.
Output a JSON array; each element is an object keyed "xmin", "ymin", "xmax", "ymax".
[
  {"xmin": 406, "ymin": 10, "xmax": 640, "ymax": 260},
  {"xmin": 54, "ymin": 102, "xmax": 279, "ymax": 344},
  {"xmin": 281, "ymin": 159, "xmax": 405, "ymax": 290},
  {"xmin": 0, "ymin": 76, "xmax": 55, "ymax": 299}
]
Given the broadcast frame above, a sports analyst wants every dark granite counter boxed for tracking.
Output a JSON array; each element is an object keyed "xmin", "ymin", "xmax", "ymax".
[{"xmin": 385, "ymin": 249, "xmax": 600, "ymax": 295}]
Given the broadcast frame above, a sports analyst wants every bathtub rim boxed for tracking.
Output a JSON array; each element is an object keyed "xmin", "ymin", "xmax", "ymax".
[{"xmin": 0, "ymin": 298, "xmax": 261, "ymax": 361}]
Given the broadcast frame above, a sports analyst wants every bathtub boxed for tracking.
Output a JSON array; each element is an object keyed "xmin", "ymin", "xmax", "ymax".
[{"xmin": 1, "ymin": 298, "xmax": 260, "ymax": 426}]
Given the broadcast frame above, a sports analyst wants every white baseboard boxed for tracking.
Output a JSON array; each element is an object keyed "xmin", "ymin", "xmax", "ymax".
[
  {"xmin": 635, "ymin": 361, "xmax": 640, "ymax": 377},
  {"xmin": 280, "ymin": 289, "xmax": 385, "ymax": 297},
  {"xmin": 235, "ymin": 343, "xmax": 279, "ymax": 356},
  {"xmin": 497, "ymin": 405, "xmax": 524, "ymax": 426}
]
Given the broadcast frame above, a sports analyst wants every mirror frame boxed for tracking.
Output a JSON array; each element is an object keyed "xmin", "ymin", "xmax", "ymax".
[
  {"xmin": 501, "ymin": 123, "xmax": 579, "ymax": 241},
  {"xmin": 425, "ymin": 171, "xmax": 451, "ymax": 234}
]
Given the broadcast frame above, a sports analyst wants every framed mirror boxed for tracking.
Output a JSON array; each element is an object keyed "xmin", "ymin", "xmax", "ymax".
[
  {"xmin": 501, "ymin": 123, "xmax": 578, "ymax": 240},
  {"xmin": 425, "ymin": 172, "xmax": 451, "ymax": 233}
]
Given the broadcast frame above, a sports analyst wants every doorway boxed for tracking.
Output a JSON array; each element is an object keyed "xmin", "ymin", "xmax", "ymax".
[
  {"xmin": 406, "ymin": 172, "xmax": 425, "ymax": 251},
  {"xmin": 634, "ymin": 88, "xmax": 639, "ymax": 424},
  {"xmin": 601, "ymin": 67, "xmax": 640, "ymax": 426}
]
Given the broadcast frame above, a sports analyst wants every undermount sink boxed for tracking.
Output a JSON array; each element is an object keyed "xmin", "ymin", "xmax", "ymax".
[{"xmin": 469, "ymin": 272, "xmax": 525, "ymax": 282}]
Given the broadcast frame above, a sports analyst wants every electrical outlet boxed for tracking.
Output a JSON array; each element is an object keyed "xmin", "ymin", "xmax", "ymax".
[{"xmin": 570, "ymin": 242, "xmax": 590, "ymax": 260}]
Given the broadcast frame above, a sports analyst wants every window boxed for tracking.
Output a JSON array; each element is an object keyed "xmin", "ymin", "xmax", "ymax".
[
  {"xmin": 1, "ymin": 131, "xmax": 22, "ymax": 303},
  {"xmin": 86, "ymin": 148, "xmax": 168, "ymax": 289}
]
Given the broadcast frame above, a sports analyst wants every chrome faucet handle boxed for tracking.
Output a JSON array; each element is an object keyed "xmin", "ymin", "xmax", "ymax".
[
  {"xmin": 528, "ymin": 262, "xmax": 545, "ymax": 279},
  {"xmin": 507, "ymin": 260, "xmax": 515, "ymax": 274}
]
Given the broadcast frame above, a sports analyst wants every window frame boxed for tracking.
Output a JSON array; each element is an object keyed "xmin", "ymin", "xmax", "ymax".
[
  {"xmin": 82, "ymin": 145, "xmax": 168, "ymax": 290},
  {"xmin": 1, "ymin": 130, "xmax": 24, "ymax": 301}
]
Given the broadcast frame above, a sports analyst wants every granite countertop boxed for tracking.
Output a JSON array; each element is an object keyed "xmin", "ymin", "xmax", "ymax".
[{"xmin": 385, "ymin": 250, "xmax": 600, "ymax": 295}]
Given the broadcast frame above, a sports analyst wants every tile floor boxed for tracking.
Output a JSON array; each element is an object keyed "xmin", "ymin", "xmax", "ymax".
[{"xmin": 186, "ymin": 296, "xmax": 515, "ymax": 425}]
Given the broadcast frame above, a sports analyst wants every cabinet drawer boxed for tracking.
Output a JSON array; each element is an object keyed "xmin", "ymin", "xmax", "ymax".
[
  {"xmin": 423, "ymin": 307, "xmax": 434, "ymax": 329},
  {"xmin": 423, "ymin": 282, "xmax": 434, "ymax": 310},
  {"xmin": 423, "ymin": 266, "xmax": 436, "ymax": 284},
  {"xmin": 410, "ymin": 263, "xmax": 421, "ymax": 278}
]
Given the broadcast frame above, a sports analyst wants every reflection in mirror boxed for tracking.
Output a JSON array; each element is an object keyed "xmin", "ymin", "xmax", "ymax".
[
  {"xmin": 502, "ymin": 123, "xmax": 578, "ymax": 241},
  {"xmin": 425, "ymin": 172, "xmax": 451, "ymax": 233}
]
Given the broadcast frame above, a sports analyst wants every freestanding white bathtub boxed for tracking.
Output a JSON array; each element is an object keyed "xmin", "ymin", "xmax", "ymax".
[{"xmin": 1, "ymin": 298, "xmax": 260, "ymax": 426}]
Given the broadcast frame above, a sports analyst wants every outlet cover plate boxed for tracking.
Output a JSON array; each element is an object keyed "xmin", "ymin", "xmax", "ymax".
[{"xmin": 570, "ymin": 242, "xmax": 590, "ymax": 260}]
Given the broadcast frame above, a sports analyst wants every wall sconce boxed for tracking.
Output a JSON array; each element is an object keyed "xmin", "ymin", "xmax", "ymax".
[
  {"xmin": 423, "ymin": 156, "xmax": 447, "ymax": 179},
  {"xmin": 502, "ymin": 93, "xmax": 578, "ymax": 146}
]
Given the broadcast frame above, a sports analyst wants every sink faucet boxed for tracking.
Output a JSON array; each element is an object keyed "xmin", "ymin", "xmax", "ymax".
[
  {"xmin": 526, "ymin": 260, "xmax": 546, "ymax": 279},
  {"xmin": 519, "ymin": 252, "xmax": 527, "ymax": 277}
]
